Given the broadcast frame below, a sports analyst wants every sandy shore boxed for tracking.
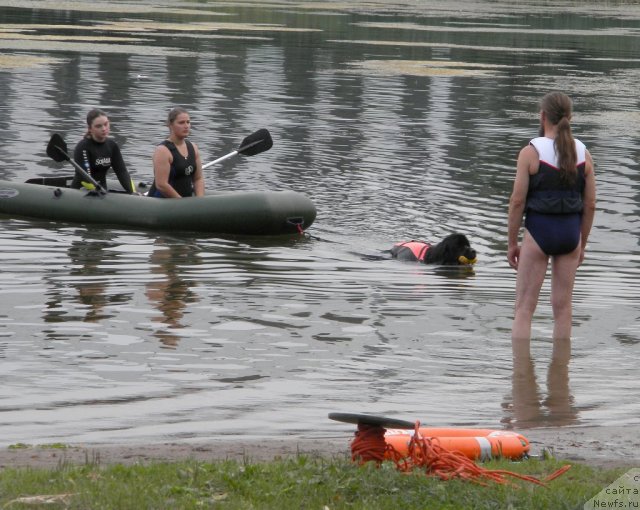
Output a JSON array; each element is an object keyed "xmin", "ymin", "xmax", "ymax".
[{"xmin": 1, "ymin": 426, "xmax": 638, "ymax": 470}]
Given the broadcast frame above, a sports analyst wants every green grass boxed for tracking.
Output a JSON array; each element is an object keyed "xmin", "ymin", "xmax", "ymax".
[{"xmin": 0, "ymin": 456, "xmax": 626, "ymax": 510}]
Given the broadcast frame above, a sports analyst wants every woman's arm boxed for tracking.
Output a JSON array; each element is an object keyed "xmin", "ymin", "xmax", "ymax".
[
  {"xmin": 73, "ymin": 140, "xmax": 87, "ymax": 170},
  {"xmin": 191, "ymin": 143, "xmax": 205, "ymax": 197},
  {"xmin": 507, "ymin": 145, "xmax": 537, "ymax": 269},
  {"xmin": 579, "ymin": 150, "xmax": 596, "ymax": 264},
  {"xmin": 110, "ymin": 141, "xmax": 135, "ymax": 194},
  {"xmin": 71, "ymin": 139, "xmax": 91, "ymax": 189}
]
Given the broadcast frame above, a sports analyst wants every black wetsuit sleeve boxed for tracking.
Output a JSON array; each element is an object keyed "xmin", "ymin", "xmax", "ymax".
[
  {"xmin": 71, "ymin": 139, "xmax": 88, "ymax": 189},
  {"xmin": 110, "ymin": 141, "xmax": 134, "ymax": 194},
  {"xmin": 73, "ymin": 142, "xmax": 83, "ymax": 168}
]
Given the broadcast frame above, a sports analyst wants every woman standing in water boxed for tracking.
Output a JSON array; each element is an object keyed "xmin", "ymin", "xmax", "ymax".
[
  {"xmin": 507, "ymin": 92, "xmax": 596, "ymax": 356},
  {"xmin": 148, "ymin": 107, "xmax": 205, "ymax": 198}
]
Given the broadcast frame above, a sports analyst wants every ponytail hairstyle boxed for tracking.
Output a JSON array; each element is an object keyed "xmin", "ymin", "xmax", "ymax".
[
  {"xmin": 85, "ymin": 108, "xmax": 108, "ymax": 137},
  {"xmin": 540, "ymin": 92, "xmax": 577, "ymax": 184}
]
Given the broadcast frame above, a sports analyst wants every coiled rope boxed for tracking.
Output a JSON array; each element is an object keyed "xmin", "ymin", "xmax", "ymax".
[{"xmin": 350, "ymin": 420, "xmax": 571, "ymax": 487}]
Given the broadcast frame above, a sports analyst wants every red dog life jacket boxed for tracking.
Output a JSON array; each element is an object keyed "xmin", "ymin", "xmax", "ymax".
[{"xmin": 392, "ymin": 241, "xmax": 431, "ymax": 262}]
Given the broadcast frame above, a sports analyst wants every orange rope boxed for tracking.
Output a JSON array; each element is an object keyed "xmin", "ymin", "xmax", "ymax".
[
  {"xmin": 351, "ymin": 423, "xmax": 387, "ymax": 464},
  {"xmin": 349, "ymin": 420, "xmax": 570, "ymax": 487},
  {"xmin": 544, "ymin": 464, "xmax": 572, "ymax": 481}
]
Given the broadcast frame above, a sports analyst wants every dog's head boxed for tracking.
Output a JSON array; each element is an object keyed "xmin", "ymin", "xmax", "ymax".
[{"xmin": 424, "ymin": 233, "xmax": 477, "ymax": 265}]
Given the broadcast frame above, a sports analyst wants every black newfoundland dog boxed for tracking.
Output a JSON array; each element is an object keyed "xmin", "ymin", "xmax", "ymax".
[{"xmin": 390, "ymin": 234, "xmax": 477, "ymax": 265}]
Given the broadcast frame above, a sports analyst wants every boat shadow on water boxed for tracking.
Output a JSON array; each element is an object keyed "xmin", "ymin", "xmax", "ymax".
[
  {"xmin": 43, "ymin": 232, "xmax": 134, "ymax": 327},
  {"xmin": 34, "ymin": 224, "xmax": 316, "ymax": 345},
  {"xmin": 142, "ymin": 232, "xmax": 316, "ymax": 347}
]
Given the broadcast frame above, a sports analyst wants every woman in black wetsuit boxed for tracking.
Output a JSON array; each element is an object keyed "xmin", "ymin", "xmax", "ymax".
[
  {"xmin": 148, "ymin": 107, "xmax": 204, "ymax": 198},
  {"xmin": 507, "ymin": 92, "xmax": 596, "ymax": 356},
  {"xmin": 72, "ymin": 109, "xmax": 135, "ymax": 193}
]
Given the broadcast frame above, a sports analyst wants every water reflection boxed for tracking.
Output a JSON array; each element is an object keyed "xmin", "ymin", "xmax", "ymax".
[
  {"xmin": 432, "ymin": 265, "xmax": 476, "ymax": 280},
  {"xmin": 145, "ymin": 238, "xmax": 200, "ymax": 348},
  {"xmin": 503, "ymin": 339, "xmax": 577, "ymax": 428},
  {"xmin": 70, "ymin": 239, "xmax": 110, "ymax": 323},
  {"xmin": 43, "ymin": 233, "xmax": 132, "ymax": 327}
]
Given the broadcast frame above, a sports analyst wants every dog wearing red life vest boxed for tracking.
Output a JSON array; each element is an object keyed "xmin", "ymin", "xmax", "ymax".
[{"xmin": 391, "ymin": 234, "xmax": 477, "ymax": 265}]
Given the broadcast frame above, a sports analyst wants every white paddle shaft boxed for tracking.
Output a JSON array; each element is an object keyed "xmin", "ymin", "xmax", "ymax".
[{"xmin": 202, "ymin": 150, "xmax": 239, "ymax": 169}]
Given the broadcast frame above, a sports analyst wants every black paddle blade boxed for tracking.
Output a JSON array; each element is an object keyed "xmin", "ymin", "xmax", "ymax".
[
  {"xmin": 328, "ymin": 413, "xmax": 415, "ymax": 429},
  {"xmin": 237, "ymin": 128, "xmax": 273, "ymax": 156},
  {"xmin": 46, "ymin": 133, "xmax": 70, "ymax": 162}
]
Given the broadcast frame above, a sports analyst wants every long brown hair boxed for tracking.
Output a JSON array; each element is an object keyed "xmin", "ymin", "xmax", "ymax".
[{"xmin": 540, "ymin": 92, "xmax": 577, "ymax": 183}]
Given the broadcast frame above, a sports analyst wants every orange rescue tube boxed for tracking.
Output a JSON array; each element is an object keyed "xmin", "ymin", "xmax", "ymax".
[{"xmin": 384, "ymin": 427, "xmax": 530, "ymax": 460}]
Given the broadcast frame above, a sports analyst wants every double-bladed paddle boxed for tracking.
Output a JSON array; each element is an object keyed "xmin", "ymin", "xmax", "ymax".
[
  {"xmin": 202, "ymin": 128, "xmax": 273, "ymax": 169},
  {"xmin": 46, "ymin": 133, "xmax": 107, "ymax": 194}
]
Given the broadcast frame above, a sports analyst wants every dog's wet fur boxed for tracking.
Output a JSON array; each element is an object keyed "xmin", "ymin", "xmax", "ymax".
[{"xmin": 390, "ymin": 234, "xmax": 477, "ymax": 265}]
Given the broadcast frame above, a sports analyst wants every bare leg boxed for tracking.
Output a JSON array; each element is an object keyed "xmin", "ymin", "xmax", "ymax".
[
  {"xmin": 512, "ymin": 231, "xmax": 549, "ymax": 357},
  {"xmin": 550, "ymin": 244, "xmax": 580, "ymax": 341}
]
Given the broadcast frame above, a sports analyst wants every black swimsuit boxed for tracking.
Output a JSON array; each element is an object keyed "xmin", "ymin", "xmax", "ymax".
[
  {"xmin": 148, "ymin": 140, "xmax": 197, "ymax": 198},
  {"xmin": 525, "ymin": 137, "xmax": 586, "ymax": 256}
]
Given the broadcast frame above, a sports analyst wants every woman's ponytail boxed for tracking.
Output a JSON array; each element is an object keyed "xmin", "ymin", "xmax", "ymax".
[
  {"xmin": 540, "ymin": 92, "xmax": 577, "ymax": 184},
  {"xmin": 556, "ymin": 115, "xmax": 577, "ymax": 183}
]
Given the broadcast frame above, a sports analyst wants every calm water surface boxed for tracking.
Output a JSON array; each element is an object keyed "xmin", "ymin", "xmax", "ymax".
[{"xmin": 0, "ymin": 0, "xmax": 639, "ymax": 446}]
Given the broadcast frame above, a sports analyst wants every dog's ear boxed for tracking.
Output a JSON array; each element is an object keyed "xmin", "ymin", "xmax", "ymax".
[
  {"xmin": 441, "ymin": 241, "xmax": 459, "ymax": 264},
  {"xmin": 451, "ymin": 233, "xmax": 470, "ymax": 246},
  {"xmin": 445, "ymin": 234, "xmax": 474, "ymax": 264}
]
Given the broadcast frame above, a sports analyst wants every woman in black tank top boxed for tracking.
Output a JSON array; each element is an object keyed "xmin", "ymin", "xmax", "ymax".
[{"xmin": 149, "ymin": 107, "xmax": 204, "ymax": 198}]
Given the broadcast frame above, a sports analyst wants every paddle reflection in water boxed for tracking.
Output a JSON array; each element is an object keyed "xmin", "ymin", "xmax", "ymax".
[
  {"xmin": 145, "ymin": 238, "xmax": 200, "ymax": 348},
  {"xmin": 503, "ymin": 339, "xmax": 578, "ymax": 428}
]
